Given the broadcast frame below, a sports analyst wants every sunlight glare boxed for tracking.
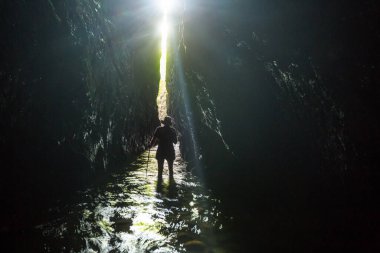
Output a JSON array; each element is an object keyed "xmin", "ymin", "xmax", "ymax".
[
  {"xmin": 159, "ymin": 0, "xmax": 173, "ymax": 12},
  {"xmin": 156, "ymin": 0, "xmax": 171, "ymax": 120},
  {"xmin": 160, "ymin": 19, "xmax": 168, "ymax": 82}
]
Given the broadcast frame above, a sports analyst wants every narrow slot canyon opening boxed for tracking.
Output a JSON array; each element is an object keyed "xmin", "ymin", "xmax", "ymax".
[
  {"xmin": 1, "ymin": 0, "xmax": 378, "ymax": 252},
  {"xmin": 156, "ymin": 0, "xmax": 169, "ymax": 121}
]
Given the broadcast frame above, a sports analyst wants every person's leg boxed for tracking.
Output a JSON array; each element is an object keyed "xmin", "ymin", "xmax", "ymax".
[
  {"xmin": 167, "ymin": 159, "xmax": 174, "ymax": 179},
  {"xmin": 157, "ymin": 159, "xmax": 164, "ymax": 180}
]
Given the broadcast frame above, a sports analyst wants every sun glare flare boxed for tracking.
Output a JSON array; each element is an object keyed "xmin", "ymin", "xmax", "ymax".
[
  {"xmin": 160, "ymin": 19, "xmax": 168, "ymax": 82},
  {"xmin": 156, "ymin": 0, "xmax": 172, "ymax": 120},
  {"xmin": 159, "ymin": 0, "xmax": 174, "ymax": 13}
]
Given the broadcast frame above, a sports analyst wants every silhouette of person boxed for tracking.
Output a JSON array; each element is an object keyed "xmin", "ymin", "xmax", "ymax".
[{"xmin": 150, "ymin": 116, "xmax": 177, "ymax": 181}]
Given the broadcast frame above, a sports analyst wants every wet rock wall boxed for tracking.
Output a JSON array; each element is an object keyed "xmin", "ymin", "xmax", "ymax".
[
  {"xmin": 169, "ymin": 2, "xmax": 379, "ymax": 247},
  {"xmin": 0, "ymin": 0, "xmax": 159, "ymax": 200},
  {"xmin": 166, "ymin": 1, "xmax": 379, "ymax": 250}
]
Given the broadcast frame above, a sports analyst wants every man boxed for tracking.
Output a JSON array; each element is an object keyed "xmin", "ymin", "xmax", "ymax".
[{"xmin": 150, "ymin": 116, "xmax": 177, "ymax": 180}]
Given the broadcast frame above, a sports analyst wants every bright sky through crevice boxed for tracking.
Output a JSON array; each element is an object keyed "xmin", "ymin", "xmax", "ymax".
[{"xmin": 156, "ymin": 0, "xmax": 170, "ymax": 120}]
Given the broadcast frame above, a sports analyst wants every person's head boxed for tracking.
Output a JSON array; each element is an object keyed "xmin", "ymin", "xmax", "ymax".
[{"xmin": 161, "ymin": 116, "xmax": 173, "ymax": 126}]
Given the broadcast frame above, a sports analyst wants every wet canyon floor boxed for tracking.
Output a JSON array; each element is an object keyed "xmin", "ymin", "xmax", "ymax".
[{"xmin": 28, "ymin": 145, "xmax": 239, "ymax": 253}]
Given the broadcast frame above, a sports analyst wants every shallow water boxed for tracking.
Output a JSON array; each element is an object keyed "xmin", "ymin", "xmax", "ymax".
[{"xmin": 34, "ymin": 145, "xmax": 236, "ymax": 252}]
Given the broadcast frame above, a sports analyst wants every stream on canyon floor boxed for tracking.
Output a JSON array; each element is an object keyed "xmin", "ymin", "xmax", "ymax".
[{"xmin": 33, "ymin": 145, "xmax": 241, "ymax": 253}]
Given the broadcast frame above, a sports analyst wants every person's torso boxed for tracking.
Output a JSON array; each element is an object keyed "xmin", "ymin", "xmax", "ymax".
[{"xmin": 157, "ymin": 126, "xmax": 175, "ymax": 149}]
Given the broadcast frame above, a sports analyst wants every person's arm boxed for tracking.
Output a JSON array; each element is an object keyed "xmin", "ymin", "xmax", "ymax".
[
  {"xmin": 149, "ymin": 136, "xmax": 158, "ymax": 147},
  {"xmin": 172, "ymin": 128, "xmax": 178, "ymax": 144}
]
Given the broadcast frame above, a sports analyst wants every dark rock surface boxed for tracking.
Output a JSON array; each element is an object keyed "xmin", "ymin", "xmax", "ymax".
[
  {"xmin": 168, "ymin": 0, "xmax": 379, "ymax": 251},
  {"xmin": 0, "ymin": 0, "xmax": 378, "ymax": 252},
  {"xmin": 0, "ymin": 0, "xmax": 159, "ymax": 227}
]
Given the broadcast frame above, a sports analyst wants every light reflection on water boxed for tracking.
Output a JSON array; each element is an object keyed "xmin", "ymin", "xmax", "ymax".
[{"xmin": 36, "ymin": 145, "xmax": 233, "ymax": 252}]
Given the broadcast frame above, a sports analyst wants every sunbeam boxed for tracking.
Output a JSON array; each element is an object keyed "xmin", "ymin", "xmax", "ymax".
[{"xmin": 156, "ymin": 0, "xmax": 172, "ymax": 120}]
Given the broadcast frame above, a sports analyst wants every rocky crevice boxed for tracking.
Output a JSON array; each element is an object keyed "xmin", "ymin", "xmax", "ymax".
[{"xmin": 0, "ymin": 0, "xmax": 158, "ymax": 199}]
